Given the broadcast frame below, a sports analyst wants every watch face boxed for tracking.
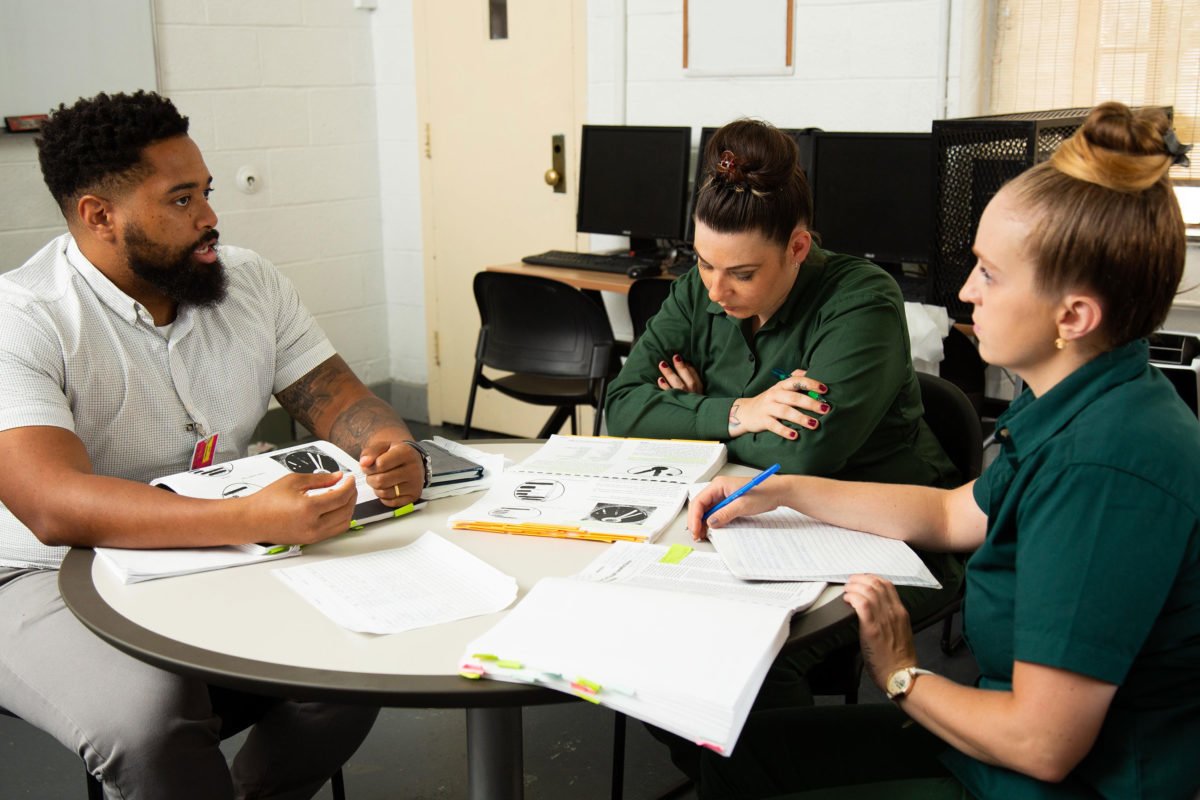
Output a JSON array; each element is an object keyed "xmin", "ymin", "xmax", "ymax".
[{"xmin": 886, "ymin": 669, "xmax": 912, "ymax": 698}]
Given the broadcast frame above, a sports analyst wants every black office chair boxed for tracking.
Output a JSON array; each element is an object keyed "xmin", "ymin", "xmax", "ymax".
[
  {"xmin": 809, "ymin": 371, "xmax": 984, "ymax": 703},
  {"xmin": 627, "ymin": 278, "xmax": 673, "ymax": 343},
  {"xmin": 464, "ymin": 272, "xmax": 616, "ymax": 439},
  {"xmin": 0, "ymin": 704, "xmax": 346, "ymax": 800}
]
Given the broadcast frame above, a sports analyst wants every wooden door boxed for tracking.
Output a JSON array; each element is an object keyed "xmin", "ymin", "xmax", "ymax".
[{"xmin": 416, "ymin": 0, "xmax": 587, "ymax": 436}]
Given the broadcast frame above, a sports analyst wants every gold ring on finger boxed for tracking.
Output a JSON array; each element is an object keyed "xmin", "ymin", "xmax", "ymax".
[{"xmin": 393, "ymin": 485, "xmax": 401, "ymax": 498}]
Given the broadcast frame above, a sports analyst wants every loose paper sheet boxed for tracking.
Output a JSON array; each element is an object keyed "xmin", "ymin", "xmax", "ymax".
[
  {"xmin": 274, "ymin": 532, "xmax": 518, "ymax": 634},
  {"xmin": 710, "ymin": 508, "xmax": 940, "ymax": 588}
]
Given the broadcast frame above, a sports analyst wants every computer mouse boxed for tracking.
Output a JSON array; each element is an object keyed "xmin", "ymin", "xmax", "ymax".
[{"xmin": 627, "ymin": 263, "xmax": 661, "ymax": 279}]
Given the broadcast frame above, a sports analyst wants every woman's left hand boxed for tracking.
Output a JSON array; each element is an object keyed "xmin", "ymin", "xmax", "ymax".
[
  {"xmin": 842, "ymin": 574, "xmax": 918, "ymax": 689},
  {"xmin": 656, "ymin": 354, "xmax": 705, "ymax": 394}
]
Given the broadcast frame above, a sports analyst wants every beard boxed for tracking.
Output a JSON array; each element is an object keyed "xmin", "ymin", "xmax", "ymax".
[{"xmin": 124, "ymin": 224, "xmax": 228, "ymax": 308}]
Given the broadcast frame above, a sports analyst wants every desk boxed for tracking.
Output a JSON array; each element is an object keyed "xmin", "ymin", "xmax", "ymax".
[
  {"xmin": 486, "ymin": 261, "xmax": 674, "ymax": 296},
  {"xmin": 59, "ymin": 440, "xmax": 852, "ymax": 799}
]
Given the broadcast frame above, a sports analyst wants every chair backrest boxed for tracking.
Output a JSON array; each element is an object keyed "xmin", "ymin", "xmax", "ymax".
[
  {"xmin": 917, "ymin": 371, "xmax": 984, "ymax": 481},
  {"xmin": 472, "ymin": 272, "xmax": 615, "ymax": 380},
  {"xmin": 627, "ymin": 278, "xmax": 673, "ymax": 342}
]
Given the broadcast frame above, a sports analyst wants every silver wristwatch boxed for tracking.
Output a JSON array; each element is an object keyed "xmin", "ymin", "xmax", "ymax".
[
  {"xmin": 885, "ymin": 666, "xmax": 934, "ymax": 701},
  {"xmin": 404, "ymin": 440, "xmax": 432, "ymax": 489}
]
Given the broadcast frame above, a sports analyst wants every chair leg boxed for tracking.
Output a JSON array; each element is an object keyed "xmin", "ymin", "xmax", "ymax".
[
  {"xmin": 611, "ymin": 712, "xmax": 626, "ymax": 800},
  {"xmin": 331, "ymin": 767, "xmax": 346, "ymax": 800},
  {"xmin": 86, "ymin": 771, "xmax": 103, "ymax": 800},
  {"xmin": 536, "ymin": 406, "xmax": 573, "ymax": 439},
  {"xmin": 940, "ymin": 613, "xmax": 964, "ymax": 655},
  {"xmin": 592, "ymin": 377, "xmax": 608, "ymax": 436},
  {"xmin": 570, "ymin": 407, "xmax": 578, "ymax": 435},
  {"xmin": 463, "ymin": 366, "xmax": 483, "ymax": 440}
]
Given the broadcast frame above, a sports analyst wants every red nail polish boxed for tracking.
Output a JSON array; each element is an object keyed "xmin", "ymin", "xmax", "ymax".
[
  {"xmin": 818, "ymin": 384, "xmax": 828, "ymax": 393},
  {"xmin": 659, "ymin": 361, "xmax": 668, "ymax": 368},
  {"xmin": 790, "ymin": 430, "xmax": 798, "ymax": 439},
  {"xmin": 820, "ymin": 403, "xmax": 830, "ymax": 412},
  {"xmin": 808, "ymin": 418, "xmax": 819, "ymax": 429}
]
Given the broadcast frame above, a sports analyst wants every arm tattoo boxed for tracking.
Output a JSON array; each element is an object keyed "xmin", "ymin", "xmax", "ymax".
[
  {"xmin": 728, "ymin": 403, "xmax": 742, "ymax": 431},
  {"xmin": 327, "ymin": 396, "xmax": 402, "ymax": 456},
  {"xmin": 276, "ymin": 356, "xmax": 406, "ymax": 456}
]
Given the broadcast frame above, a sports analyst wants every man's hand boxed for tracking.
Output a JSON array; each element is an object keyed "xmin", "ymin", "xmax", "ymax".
[
  {"xmin": 244, "ymin": 471, "xmax": 358, "ymax": 545},
  {"xmin": 359, "ymin": 441, "xmax": 424, "ymax": 506}
]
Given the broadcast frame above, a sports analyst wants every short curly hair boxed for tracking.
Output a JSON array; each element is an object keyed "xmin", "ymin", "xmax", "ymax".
[{"xmin": 36, "ymin": 91, "xmax": 189, "ymax": 214}]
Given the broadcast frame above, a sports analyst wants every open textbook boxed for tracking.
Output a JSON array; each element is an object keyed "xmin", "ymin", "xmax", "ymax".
[
  {"xmin": 152, "ymin": 440, "xmax": 416, "ymax": 529},
  {"xmin": 448, "ymin": 435, "xmax": 726, "ymax": 543},
  {"xmin": 710, "ymin": 507, "xmax": 941, "ymax": 588},
  {"xmin": 459, "ymin": 542, "xmax": 824, "ymax": 756}
]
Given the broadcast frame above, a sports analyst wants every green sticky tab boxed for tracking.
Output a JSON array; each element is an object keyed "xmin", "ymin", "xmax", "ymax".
[
  {"xmin": 496, "ymin": 659, "xmax": 523, "ymax": 670},
  {"xmin": 659, "ymin": 544, "xmax": 693, "ymax": 565},
  {"xmin": 576, "ymin": 678, "xmax": 601, "ymax": 693},
  {"xmin": 574, "ymin": 691, "xmax": 601, "ymax": 705},
  {"xmin": 472, "ymin": 653, "xmax": 499, "ymax": 661}
]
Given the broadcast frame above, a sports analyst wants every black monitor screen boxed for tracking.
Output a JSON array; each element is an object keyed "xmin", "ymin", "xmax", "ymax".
[
  {"xmin": 810, "ymin": 133, "xmax": 932, "ymax": 265},
  {"xmin": 576, "ymin": 125, "xmax": 692, "ymax": 243},
  {"xmin": 685, "ymin": 127, "xmax": 817, "ymax": 244}
]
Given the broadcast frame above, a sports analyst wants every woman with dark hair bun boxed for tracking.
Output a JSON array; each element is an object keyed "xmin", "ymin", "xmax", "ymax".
[
  {"xmin": 687, "ymin": 102, "xmax": 1200, "ymax": 799},
  {"xmin": 606, "ymin": 118, "xmax": 963, "ymax": 719}
]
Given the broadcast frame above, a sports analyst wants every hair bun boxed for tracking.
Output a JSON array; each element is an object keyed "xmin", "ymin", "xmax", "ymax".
[{"xmin": 1050, "ymin": 102, "xmax": 1180, "ymax": 193}]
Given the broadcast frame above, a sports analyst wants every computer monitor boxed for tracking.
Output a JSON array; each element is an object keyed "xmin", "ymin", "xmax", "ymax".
[
  {"xmin": 576, "ymin": 125, "xmax": 692, "ymax": 254},
  {"xmin": 684, "ymin": 127, "xmax": 818, "ymax": 244},
  {"xmin": 808, "ymin": 132, "xmax": 933, "ymax": 266}
]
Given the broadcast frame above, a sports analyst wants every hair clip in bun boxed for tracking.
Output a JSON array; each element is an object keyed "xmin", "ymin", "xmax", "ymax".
[
  {"xmin": 717, "ymin": 150, "xmax": 738, "ymax": 172},
  {"xmin": 1164, "ymin": 129, "xmax": 1191, "ymax": 168}
]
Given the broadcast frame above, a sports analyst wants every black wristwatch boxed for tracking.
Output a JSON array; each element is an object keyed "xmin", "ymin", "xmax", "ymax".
[{"xmin": 404, "ymin": 440, "xmax": 433, "ymax": 489}]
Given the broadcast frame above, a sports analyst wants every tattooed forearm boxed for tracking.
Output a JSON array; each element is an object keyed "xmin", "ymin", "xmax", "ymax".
[
  {"xmin": 276, "ymin": 358, "xmax": 347, "ymax": 436},
  {"xmin": 276, "ymin": 355, "xmax": 408, "ymax": 455},
  {"xmin": 728, "ymin": 403, "xmax": 742, "ymax": 434},
  {"xmin": 328, "ymin": 395, "xmax": 406, "ymax": 455}
]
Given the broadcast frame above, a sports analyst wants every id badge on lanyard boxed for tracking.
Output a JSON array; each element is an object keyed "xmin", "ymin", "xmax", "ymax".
[{"xmin": 191, "ymin": 432, "xmax": 219, "ymax": 469}]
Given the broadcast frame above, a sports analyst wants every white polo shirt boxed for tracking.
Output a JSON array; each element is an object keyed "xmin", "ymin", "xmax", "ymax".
[{"xmin": 0, "ymin": 234, "xmax": 336, "ymax": 569}]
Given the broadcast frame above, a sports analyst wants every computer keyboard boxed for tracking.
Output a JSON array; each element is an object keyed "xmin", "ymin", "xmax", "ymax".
[{"xmin": 522, "ymin": 250, "xmax": 661, "ymax": 276}]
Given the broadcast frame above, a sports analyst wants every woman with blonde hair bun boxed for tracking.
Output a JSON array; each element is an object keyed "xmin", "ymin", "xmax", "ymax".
[{"xmin": 687, "ymin": 102, "xmax": 1199, "ymax": 799}]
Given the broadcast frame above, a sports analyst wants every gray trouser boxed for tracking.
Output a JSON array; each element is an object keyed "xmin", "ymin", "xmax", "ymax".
[{"xmin": 0, "ymin": 568, "xmax": 379, "ymax": 800}]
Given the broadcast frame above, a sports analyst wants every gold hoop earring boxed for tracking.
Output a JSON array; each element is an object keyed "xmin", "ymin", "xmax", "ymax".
[{"xmin": 1055, "ymin": 337, "xmax": 1067, "ymax": 350}]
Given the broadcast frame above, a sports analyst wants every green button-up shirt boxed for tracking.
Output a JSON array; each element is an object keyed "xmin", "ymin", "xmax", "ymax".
[
  {"xmin": 945, "ymin": 339, "xmax": 1200, "ymax": 799},
  {"xmin": 605, "ymin": 247, "xmax": 956, "ymax": 486}
]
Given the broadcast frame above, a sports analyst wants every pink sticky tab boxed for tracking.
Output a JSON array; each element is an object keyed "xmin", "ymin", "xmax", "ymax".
[
  {"xmin": 191, "ymin": 433, "xmax": 219, "ymax": 469},
  {"xmin": 698, "ymin": 741, "xmax": 724, "ymax": 754}
]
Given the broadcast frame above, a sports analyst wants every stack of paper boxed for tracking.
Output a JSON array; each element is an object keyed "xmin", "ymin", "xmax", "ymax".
[
  {"xmin": 459, "ymin": 542, "xmax": 820, "ymax": 755},
  {"xmin": 709, "ymin": 508, "xmax": 941, "ymax": 588},
  {"xmin": 274, "ymin": 532, "xmax": 518, "ymax": 634},
  {"xmin": 449, "ymin": 435, "xmax": 726, "ymax": 543},
  {"xmin": 420, "ymin": 437, "xmax": 505, "ymax": 501},
  {"xmin": 96, "ymin": 545, "xmax": 301, "ymax": 584}
]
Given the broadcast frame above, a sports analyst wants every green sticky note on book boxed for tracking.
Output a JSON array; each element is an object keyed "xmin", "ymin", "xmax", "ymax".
[{"xmin": 659, "ymin": 544, "xmax": 692, "ymax": 564}]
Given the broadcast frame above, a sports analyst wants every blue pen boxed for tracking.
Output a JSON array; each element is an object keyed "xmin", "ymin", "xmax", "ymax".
[{"xmin": 702, "ymin": 463, "xmax": 780, "ymax": 522}]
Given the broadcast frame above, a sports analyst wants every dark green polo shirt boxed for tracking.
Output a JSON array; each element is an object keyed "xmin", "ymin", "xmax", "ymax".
[
  {"xmin": 944, "ymin": 339, "xmax": 1200, "ymax": 799},
  {"xmin": 606, "ymin": 247, "xmax": 956, "ymax": 487}
]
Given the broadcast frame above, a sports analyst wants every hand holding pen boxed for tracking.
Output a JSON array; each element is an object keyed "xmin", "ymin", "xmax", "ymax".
[
  {"xmin": 725, "ymin": 367, "xmax": 831, "ymax": 441},
  {"xmin": 688, "ymin": 464, "xmax": 786, "ymax": 541}
]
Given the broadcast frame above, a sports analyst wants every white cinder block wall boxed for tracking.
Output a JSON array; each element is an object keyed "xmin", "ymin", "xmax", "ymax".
[{"xmin": 0, "ymin": 0, "xmax": 409, "ymax": 392}]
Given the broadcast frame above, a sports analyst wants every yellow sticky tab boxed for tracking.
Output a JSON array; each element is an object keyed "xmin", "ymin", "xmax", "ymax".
[
  {"xmin": 574, "ymin": 691, "xmax": 601, "ymax": 704},
  {"xmin": 472, "ymin": 653, "xmax": 499, "ymax": 661},
  {"xmin": 659, "ymin": 544, "xmax": 693, "ymax": 565},
  {"xmin": 496, "ymin": 659, "xmax": 522, "ymax": 669},
  {"xmin": 459, "ymin": 671, "xmax": 482, "ymax": 680},
  {"xmin": 576, "ymin": 678, "xmax": 601, "ymax": 693}
]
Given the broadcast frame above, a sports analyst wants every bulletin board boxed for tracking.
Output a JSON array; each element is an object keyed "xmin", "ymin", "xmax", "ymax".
[
  {"xmin": 0, "ymin": 0, "xmax": 157, "ymax": 130},
  {"xmin": 684, "ymin": 0, "xmax": 794, "ymax": 77}
]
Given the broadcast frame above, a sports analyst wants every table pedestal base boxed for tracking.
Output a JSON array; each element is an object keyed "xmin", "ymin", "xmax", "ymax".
[{"xmin": 466, "ymin": 706, "xmax": 524, "ymax": 800}]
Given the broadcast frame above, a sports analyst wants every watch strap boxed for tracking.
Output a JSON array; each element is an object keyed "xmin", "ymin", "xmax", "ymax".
[{"xmin": 403, "ymin": 440, "xmax": 433, "ymax": 489}]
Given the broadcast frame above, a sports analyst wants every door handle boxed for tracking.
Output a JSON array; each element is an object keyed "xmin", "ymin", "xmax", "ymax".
[{"xmin": 546, "ymin": 134, "xmax": 565, "ymax": 193}]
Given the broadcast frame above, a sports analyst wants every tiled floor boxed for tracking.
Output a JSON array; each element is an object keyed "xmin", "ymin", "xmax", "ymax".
[{"xmin": 1, "ymin": 422, "xmax": 980, "ymax": 799}]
